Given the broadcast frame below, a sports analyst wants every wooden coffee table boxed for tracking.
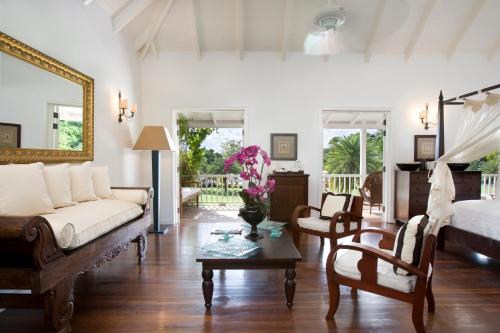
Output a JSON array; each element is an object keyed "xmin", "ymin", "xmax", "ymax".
[{"xmin": 196, "ymin": 225, "xmax": 302, "ymax": 309}]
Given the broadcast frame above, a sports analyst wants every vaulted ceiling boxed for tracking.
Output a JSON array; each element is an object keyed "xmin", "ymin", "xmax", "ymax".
[{"xmin": 89, "ymin": 0, "xmax": 500, "ymax": 62}]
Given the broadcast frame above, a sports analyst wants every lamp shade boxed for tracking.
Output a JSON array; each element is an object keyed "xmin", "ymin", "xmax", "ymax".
[{"xmin": 133, "ymin": 126, "xmax": 176, "ymax": 151}]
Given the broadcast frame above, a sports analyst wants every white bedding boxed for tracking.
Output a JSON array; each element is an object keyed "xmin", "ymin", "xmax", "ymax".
[{"xmin": 451, "ymin": 200, "xmax": 500, "ymax": 241}]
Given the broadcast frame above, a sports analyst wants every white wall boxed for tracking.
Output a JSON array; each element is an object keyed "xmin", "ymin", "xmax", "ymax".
[
  {"xmin": 141, "ymin": 51, "xmax": 500, "ymax": 224},
  {"xmin": 0, "ymin": 0, "xmax": 145, "ymax": 186}
]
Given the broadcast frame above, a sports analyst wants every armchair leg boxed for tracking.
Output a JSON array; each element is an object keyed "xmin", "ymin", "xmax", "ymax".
[
  {"xmin": 426, "ymin": 277, "xmax": 435, "ymax": 313},
  {"xmin": 325, "ymin": 282, "xmax": 340, "ymax": 320},
  {"xmin": 412, "ymin": 297, "xmax": 426, "ymax": 333},
  {"xmin": 320, "ymin": 237, "xmax": 325, "ymax": 246}
]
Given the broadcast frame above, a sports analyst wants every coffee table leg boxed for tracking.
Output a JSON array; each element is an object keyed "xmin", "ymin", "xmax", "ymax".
[
  {"xmin": 202, "ymin": 269, "xmax": 214, "ymax": 309},
  {"xmin": 285, "ymin": 268, "xmax": 296, "ymax": 308}
]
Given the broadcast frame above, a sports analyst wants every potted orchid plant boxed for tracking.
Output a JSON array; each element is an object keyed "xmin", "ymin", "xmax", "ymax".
[{"xmin": 224, "ymin": 145, "xmax": 275, "ymax": 240}]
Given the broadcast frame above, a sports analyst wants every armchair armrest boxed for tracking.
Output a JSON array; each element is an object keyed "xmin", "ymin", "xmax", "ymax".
[
  {"xmin": 291, "ymin": 205, "xmax": 320, "ymax": 226},
  {"xmin": 332, "ymin": 242, "xmax": 427, "ymax": 280},
  {"xmin": 111, "ymin": 187, "xmax": 153, "ymax": 215},
  {"xmin": 352, "ymin": 227, "xmax": 396, "ymax": 250},
  {"xmin": 0, "ymin": 216, "xmax": 64, "ymax": 269}
]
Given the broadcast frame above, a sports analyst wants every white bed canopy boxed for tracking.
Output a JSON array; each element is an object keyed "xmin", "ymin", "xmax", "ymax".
[{"xmin": 427, "ymin": 93, "xmax": 500, "ymax": 227}]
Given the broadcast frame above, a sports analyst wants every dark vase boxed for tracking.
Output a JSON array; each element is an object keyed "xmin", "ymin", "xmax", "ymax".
[{"xmin": 239, "ymin": 206, "xmax": 266, "ymax": 241}]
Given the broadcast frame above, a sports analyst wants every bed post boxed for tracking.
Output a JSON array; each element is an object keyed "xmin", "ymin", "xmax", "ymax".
[{"xmin": 436, "ymin": 91, "xmax": 445, "ymax": 159}]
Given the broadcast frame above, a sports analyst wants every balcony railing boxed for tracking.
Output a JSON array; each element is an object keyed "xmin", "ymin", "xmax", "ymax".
[
  {"xmin": 197, "ymin": 174, "xmax": 243, "ymax": 204},
  {"xmin": 322, "ymin": 174, "xmax": 362, "ymax": 194},
  {"xmin": 482, "ymin": 174, "xmax": 497, "ymax": 198}
]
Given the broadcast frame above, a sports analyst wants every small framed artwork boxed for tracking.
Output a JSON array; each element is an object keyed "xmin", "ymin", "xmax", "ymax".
[
  {"xmin": 414, "ymin": 135, "xmax": 436, "ymax": 161},
  {"xmin": 271, "ymin": 133, "xmax": 297, "ymax": 161},
  {"xmin": 0, "ymin": 122, "xmax": 21, "ymax": 148}
]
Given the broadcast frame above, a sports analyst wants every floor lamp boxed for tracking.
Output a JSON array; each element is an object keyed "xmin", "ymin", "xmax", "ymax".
[{"xmin": 133, "ymin": 126, "xmax": 176, "ymax": 234}]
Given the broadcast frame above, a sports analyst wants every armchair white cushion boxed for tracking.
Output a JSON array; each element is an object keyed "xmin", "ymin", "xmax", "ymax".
[
  {"xmin": 0, "ymin": 163, "xmax": 55, "ymax": 216},
  {"xmin": 320, "ymin": 193, "xmax": 350, "ymax": 219},
  {"xmin": 334, "ymin": 248, "xmax": 418, "ymax": 293},
  {"xmin": 297, "ymin": 215, "xmax": 358, "ymax": 234}
]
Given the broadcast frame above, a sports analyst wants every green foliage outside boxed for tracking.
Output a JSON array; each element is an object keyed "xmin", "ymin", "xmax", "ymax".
[
  {"xmin": 178, "ymin": 114, "xmax": 216, "ymax": 181},
  {"xmin": 323, "ymin": 130, "xmax": 384, "ymax": 174},
  {"xmin": 467, "ymin": 151, "xmax": 500, "ymax": 174},
  {"xmin": 200, "ymin": 139, "xmax": 242, "ymax": 174},
  {"xmin": 58, "ymin": 120, "xmax": 82, "ymax": 151}
]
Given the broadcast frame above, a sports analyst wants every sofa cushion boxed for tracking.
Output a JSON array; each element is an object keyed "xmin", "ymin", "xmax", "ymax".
[
  {"xmin": 92, "ymin": 166, "xmax": 113, "ymax": 199},
  {"xmin": 0, "ymin": 163, "xmax": 55, "ymax": 216},
  {"xmin": 44, "ymin": 163, "xmax": 75, "ymax": 208},
  {"xmin": 43, "ymin": 199, "xmax": 143, "ymax": 250},
  {"xmin": 334, "ymin": 248, "xmax": 418, "ymax": 293},
  {"xmin": 297, "ymin": 215, "xmax": 358, "ymax": 234},
  {"xmin": 69, "ymin": 162, "xmax": 97, "ymax": 202},
  {"xmin": 112, "ymin": 189, "xmax": 149, "ymax": 205}
]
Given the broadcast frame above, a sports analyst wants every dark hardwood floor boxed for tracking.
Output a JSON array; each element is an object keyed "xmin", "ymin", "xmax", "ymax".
[{"xmin": 1, "ymin": 206, "xmax": 500, "ymax": 333}]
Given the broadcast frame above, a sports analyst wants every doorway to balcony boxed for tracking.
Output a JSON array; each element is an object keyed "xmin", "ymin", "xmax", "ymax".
[
  {"xmin": 321, "ymin": 110, "xmax": 390, "ymax": 221},
  {"xmin": 174, "ymin": 109, "xmax": 245, "ymax": 223}
]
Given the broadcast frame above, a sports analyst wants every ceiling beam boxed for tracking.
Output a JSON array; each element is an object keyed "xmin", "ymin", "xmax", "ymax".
[
  {"xmin": 487, "ymin": 34, "xmax": 500, "ymax": 62},
  {"xmin": 134, "ymin": 30, "xmax": 148, "ymax": 52},
  {"xmin": 112, "ymin": 0, "xmax": 153, "ymax": 34},
  {"xmin": 151, "ymin": 40, "xmax": 159, "ymax": 60},
  {"xmin": 364, "ymin": 0, "xmax": 387, "ymax": 63},
  {"xmin": 404, "ymin": 0, "xmax": 437, "ymax": 62},
  {"xmin": 235, "ymin": 0, "xmax": 244, "ymax": 60},
  {"xmin": 190, "ymin": 0, "xmax": 201, "ymax": 60},
  {"xmin": 280, "ymin": 0, "xmax": 290, "ymax": 61},
  {"xmin": 139, "ymin": 0, "xmax": 176, "ymax": 61},
  {"xmin": 446, "ymin": 0, "xmax": 486, "ymax": 62}
]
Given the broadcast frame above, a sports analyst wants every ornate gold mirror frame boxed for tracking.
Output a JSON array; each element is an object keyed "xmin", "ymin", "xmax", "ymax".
[{"xmin": 0, "ymin": 32, "xmax": 94, "ymax": 163}]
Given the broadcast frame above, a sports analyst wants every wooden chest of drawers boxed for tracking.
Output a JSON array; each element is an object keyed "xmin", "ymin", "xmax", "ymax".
[
  {"xmin": 394, "ymin": 171, "xmax": 481, "ymax": 223},
  {"xmin": 268, "ymin": 174, "xmax": 309, "ymax": 222}
]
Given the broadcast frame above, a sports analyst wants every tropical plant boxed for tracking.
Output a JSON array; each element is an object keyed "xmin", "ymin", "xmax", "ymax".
[
  {"xmin": 224, "ymin": 145, "xmax": 275, "ymax": 213},
  {"xmin": 178, "ymin": 114, "xmax": 215, "ymax": 181},
  {"xmin": 323, "ymin": 131, "xmax": 383, "ymax": 174},
  {"xmin": 467, "ymin": 151, "xmax": 500, "ymax": 174}
]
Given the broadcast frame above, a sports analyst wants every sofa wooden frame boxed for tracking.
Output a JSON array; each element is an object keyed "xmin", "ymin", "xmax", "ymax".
[{"xmin": 0, "ymin": 186, "xmax": 153, "ymax": 333}]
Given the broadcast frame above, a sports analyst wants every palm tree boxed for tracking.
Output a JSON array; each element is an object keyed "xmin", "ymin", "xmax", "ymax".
[{"xmin": 324, "ymin": 132, "xmax": 383, "ymax": 174}]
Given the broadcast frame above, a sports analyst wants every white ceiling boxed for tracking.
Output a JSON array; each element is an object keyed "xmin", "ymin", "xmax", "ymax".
[{"xmin": 92, "ymin": 0, "xmax": 500, "ymax": 61}]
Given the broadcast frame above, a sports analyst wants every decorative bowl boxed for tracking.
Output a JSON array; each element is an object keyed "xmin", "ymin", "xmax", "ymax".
[
  {"xmin": 447, "ymin": 163, "xmax": 470, "ymax": 171},
  {"xmin": 396, "ymin": 163, "xmax": 420, "ymax": 171}
]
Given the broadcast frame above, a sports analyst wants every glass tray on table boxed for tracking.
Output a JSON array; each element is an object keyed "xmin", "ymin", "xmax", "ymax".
[{"xmin": 201, "ymin": 238, "xmax": 262, "ymax": 258}]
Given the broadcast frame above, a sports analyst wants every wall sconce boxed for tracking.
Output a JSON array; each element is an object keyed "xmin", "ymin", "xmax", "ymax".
[
  {"xmin": 419, "ymin": 103, "xmax": 435, "ymax": 130},
  {"xmin": 118, "ymin": 91, "xmax": 136, "ymax": 122}
]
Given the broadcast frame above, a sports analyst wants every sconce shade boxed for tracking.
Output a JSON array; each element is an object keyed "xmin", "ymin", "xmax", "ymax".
[
  {"xmin": 119, "ymin": 99, "xmax": 128, "ymax": 109},
  {"xmin": 133, "ymin": 126, "xmax": 177, "ymax": 151}
]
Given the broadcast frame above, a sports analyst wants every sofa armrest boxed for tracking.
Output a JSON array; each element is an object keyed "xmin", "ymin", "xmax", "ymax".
[
  {"xmin": 111, "ymin": 187, "xmax": 153, "ymax": 215},
  {"xmin": 0, "ymin": 216, "xmax": 64, "ymax": 269}
]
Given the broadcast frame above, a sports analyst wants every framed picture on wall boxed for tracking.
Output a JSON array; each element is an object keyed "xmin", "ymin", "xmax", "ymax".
[
  {"xmin": 270, "ymin": 133, "xmax": 297, "ymax": 161},
  {"xmin": 0, "ymin": 123, "xmax": 21, "ymax": 148},
  {"xmin": 414, "ymin": 135, "xmax": 436, "ymax": 161}
]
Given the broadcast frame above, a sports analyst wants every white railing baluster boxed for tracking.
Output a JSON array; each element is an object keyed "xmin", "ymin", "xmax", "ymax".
[{"xmin": 481, "ymin": 174, "xmax": 497, "ymax": 198}]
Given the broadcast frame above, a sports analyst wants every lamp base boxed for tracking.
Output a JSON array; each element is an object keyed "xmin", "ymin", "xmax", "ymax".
[{"xmin": 148, "ymin": 225, "xmax": 169, "ymax": 235}]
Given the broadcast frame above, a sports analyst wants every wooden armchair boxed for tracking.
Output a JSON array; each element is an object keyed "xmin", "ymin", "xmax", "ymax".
[
  {"xmin": 325, "ymin": 227, "xmax": 437, "ymax": 333},
  {"xmin": 291, "ymin": 193, "xmax": 364, "ymax": 249},
  {"xmin": 358, "ymin": 171, "xmax": 382, "ymax": 214}
]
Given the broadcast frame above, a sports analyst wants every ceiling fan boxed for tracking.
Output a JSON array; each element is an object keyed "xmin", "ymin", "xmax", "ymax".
[{"xmin": 304, "ymin": 0, "xmax": 350, "ymax": 56}]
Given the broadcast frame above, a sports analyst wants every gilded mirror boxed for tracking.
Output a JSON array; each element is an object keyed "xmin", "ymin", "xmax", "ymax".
[{"xmin": 0, "ymin": 32, "xmax": 94, "ymax": 163}]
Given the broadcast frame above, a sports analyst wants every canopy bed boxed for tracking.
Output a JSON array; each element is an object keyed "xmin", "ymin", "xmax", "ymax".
[{"xmin": 430, "ymin": 85, "xmax": 500, "ymax": 261}]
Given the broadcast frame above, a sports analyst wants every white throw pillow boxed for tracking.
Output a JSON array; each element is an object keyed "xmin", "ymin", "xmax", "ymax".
[
  {"xmin": 44, "ymin": 163, "xmax": 75, "ymax": 208},
  {"xmin": 69, "ymin": 162, "xmax": 97, "ymax": 202},
  {"xmin": 320, "ymin": 193, "xmax": 350, "ymax": 220},
  {"xmin": 0, "ymin": 163, "xmax": 55, "ymax": 216},
  {"xmin": 392, "ymin": 215, "xmax": 431, "ymax": 275},
  {"xmin": 92, "ymin": 166, "xmax": 113, "ymax": 199}
]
